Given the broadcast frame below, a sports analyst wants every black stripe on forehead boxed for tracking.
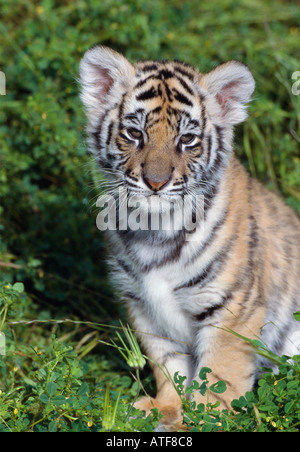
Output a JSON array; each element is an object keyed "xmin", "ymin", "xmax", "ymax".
[
  {"xmin": 135, "ymin": 64, "xmax": 197, "ymax": 103},
  {"xmin": 173, "ymin": 61, "xmax": 196, "ymax": 80},
  {"xmin": 138, "ymin": 63, "xmax": 160, "ymax": 73},
  {"xmin": 136, "ymin": 86, "xmax": 161, "ymax": 101},
  {"xmin": 173, "ymin": 89, "xmax": 193, "ymax": 106}
]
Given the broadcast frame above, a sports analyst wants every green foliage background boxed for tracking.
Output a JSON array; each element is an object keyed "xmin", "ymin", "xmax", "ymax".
[{"xmin": 0, "ymin": 0, "xmax": 299, "ymax": 432}]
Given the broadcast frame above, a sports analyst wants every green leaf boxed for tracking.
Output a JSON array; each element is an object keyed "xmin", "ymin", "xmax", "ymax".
[
  {"xmin": 48, "ymin": 421, "xmax": 58, "ymax": 432},
  {"xmin": 12, "ymin": 282, "xmax": 24, "ymax": 293},
  {"xmin": 199, "ymin": 381, "xmax": 208, "ymax": 396},
  {"xmin": 293, "ymin": 311, "xmax": 300, "ymax": 321},
  {"xmin": 199, "ymin": 367, "xmax": 212, "ymax": 381},
  {"xmin": 51, "ymin": 395, "xmax": 66, "ymax": 406},
  {"xmin": 209, "ymin": 380, "xmax": 227, "ymax": 394},
  {"xmin": 185, "ymin": 378, "xmax": 200, "ymax": 394},
  {"xmin": 47, "ymin": 381, "xmax": 58, "ymax": 397},
  {"xmin": 39, "ymin": 393, "xmax": 49, "ymax": 404},
  {"xmin": 287, "ymin": 380, "xmax": 298, "ymax": 390},
  {"xmin": 284, "ymin": 400, "xmax": 295, "ymax": 414},
  {"xmin": 77, "ymin": 381, "xmax": 89, "ymax": 396}
]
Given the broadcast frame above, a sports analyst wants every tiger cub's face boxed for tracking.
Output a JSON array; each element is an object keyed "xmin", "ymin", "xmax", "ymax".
[{"xmin": 80, "ymin": 47, "xmax": 254, "ymax": 211}]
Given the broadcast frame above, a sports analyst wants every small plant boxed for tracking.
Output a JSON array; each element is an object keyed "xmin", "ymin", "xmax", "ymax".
[
  {"xmin": 0, "ymin": 282, "xmax": 26, "ymax": 331},
  {"xmin": 174, "ymin": 368, "xmax": 228, "ymax": 432},
  {"xmin": 102, "ymin": 386, "xmax": 121, "ymax": 431},
  {"xmin": 111, "ymin": 322, "xmax": 146, "ymax": 371},
  {"xmin": 230, "ymin": 356, "xmax": 300, "ymax": 432}
]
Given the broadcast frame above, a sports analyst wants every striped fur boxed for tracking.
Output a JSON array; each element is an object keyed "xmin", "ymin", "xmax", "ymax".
[{"xmin": 79, "ymin": 46, "xmax": 300, "ymax": 429}]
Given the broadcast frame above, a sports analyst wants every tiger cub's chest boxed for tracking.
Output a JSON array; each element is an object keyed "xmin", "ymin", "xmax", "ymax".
[
  {"xmin": 139, "ymin": 268, "xmax": 192, "ymax": 343},
  {"xmin": 137, "ymin": 263, "xmax": 224, "ymax": 344}
]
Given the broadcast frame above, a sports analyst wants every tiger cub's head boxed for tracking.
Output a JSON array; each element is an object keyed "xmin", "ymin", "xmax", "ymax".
[{"xmin": 79, "ymin": 46, "xmax": 254, "ymax": 209}]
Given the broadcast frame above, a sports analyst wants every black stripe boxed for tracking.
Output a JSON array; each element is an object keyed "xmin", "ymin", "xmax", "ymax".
[
  {"xmin": 175, "ymin": 259, "xmax": 216, "ymax": 290},
  {"xmin": 175, "ymin": 239, "xmax": 234, "ymax": 291},
  {"xmin": 150, "ymin": 105, "xmax": 162, "ymax": 115},
  {"xmin": 144, "ymin": 246, "xmax": 183, "ymax": 270},
  {"xmin": 164, "ymin": 83, "xmax": 173, "ymax": 102},
  {"xmin": 115, "ymin": 155, "xmax": 130, "ymax": 170},
  {"xmin": 189, "ymin": 119, "xmax": 200, "ymax": 129},
  {"xmin": 166, "ymin": 106, "xmax": 182, "ymax": 119},
  {"xmin": 173, "ymin": 89, "xmax": 193, "ymax": 106},
  {"xmin": 175, "ymin": 74, "xmax": 194, "ymax": 96},
  {"xmin": 248, "ymin": 214, "xmax": 259, "ymax": 250},
  {"xmin": 168, "ymin": 187, "xmax": 184, "ymax": 193},
  {"xmin": 239, "ymin": 210, "xmax": 262, "ymax": 321},
  {"xmin": 92, "ymin": 129, "xmax": 102, "ymax": 150},
  {"xmin": 206, "ymin": 134, "xmax": 212, "ymax": 165},
  {"xmin": 158, "ymin": 69, "xmax": 174, "ymax": 80},
  {"xmin": 136, "ymin": 86, "xmax": 160, "ymax": 101},
  {"xmin": 125, "ymin": 169, "xmax": 139, "ymax": 182},
  {"xmin": 147, "ymin": 118, "xmax": 161, "ymax": 128},
  {"xmin": 116, "ymin": 259, "xmax": 136, "ymax": 278},
  {"xmin": 186, "ymin": 207, "xmax": 229, "ymax": 265},
  {"xmin": 173, "ymin": 65, "xmax": 195, "ymax": 81},
  {"xmin": 203, "ymin": 183, "xmax": 220, "ymax": 216},
  {"xmin": 200, "ymin": 103, "xmax": 207, "ymax": 137},
  {"xmin": 122, "ymin": 230, "xmax": 186, "ymax": 271},
  {"xmin": 106, "ymin": 121, "xmax": 114, "ymax": 146},
  {"xmin": 140, "ymin": 63, "xmax": 159, "ymax": 73},
  {"xmin": 193, "ymin": 302, "xmax": 225, "ymax": 322},
  {"xmin": 135, "ymin": 74, "xmax": 157, "ymax": 89},
  {"xmin": 215, "ymin": 125, "xmax": 226, "ymax": 152},
  {"xmin": 95, "ymin": 154, "xmax": 113, "ymax": 169},
  {"xmin": 118, "ymin": 93, "xmax": 126, "ymax": 124},
  {"xmin": 123, "ymin": 292, "xmax": 142, "ymax": 304},
  {"xmin": 92, "ymin": 107, "xmax": 111, "ymax": 151},
  {"xmin": 126, "ymin": 181, "xmax": 140, "ymax": 189},
  {"xmin": 123, "ymin": 115, "xmax": 142, "ymax": 127}
]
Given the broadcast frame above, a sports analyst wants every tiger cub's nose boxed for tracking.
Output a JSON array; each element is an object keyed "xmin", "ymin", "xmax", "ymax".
[{"xmin": 143, "ymin": 174, "xmax": 170, "ymax": 191}]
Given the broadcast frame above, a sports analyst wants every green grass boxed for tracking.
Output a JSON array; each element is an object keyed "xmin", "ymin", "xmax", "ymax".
[{"xmin": 1, "ymin": 0, "xmax": 300, "ymax": 432}]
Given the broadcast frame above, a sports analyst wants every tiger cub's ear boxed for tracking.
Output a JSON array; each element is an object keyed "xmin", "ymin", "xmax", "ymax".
[
  {"xmin": 79, "ymin": 46, "xmax": 135, "ymax": 125},
  {"xmin": 199, "ymin": 61, "xmax": 255, "ymax": 127}
]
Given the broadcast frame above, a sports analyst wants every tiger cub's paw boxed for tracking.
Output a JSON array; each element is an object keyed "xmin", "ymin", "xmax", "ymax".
[{"xmin": 133, "ymin": 396, "xmax": 186, "ymax": 431}]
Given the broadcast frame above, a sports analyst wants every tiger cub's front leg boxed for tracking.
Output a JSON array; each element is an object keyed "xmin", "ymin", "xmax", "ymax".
[
  {"xmin": 192, "ymin": 301, "xmax": 266, "ymax": 411},
  {"xmin": 129, "ymin": 305, "xmax": 192, "ymax": 430},
  {"xmin": 134, "ymin": 360, "xmax": 186, "ymax": 431}
]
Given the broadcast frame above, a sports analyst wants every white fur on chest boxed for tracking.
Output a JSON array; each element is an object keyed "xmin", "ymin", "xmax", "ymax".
[
  {"xmin": 139, "ymin": 268, "xmax": 192, "ymax": 345},
  {"xmin": 139, "ymin": 267, "xmax": 225, "ymax": 335}
]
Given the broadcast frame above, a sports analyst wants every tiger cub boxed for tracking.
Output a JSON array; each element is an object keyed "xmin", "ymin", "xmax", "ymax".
[{"xmin": 79, "ymin": 46, "xmax": 300, "ymax": 429}]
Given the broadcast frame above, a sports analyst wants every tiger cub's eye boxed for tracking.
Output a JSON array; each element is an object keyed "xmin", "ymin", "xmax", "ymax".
[
  {"xmin": 179, "ymin": 133, "xmax": 196, "ymax": 145},
  {"xmin": 126, "ymin": 128, "xmax": 143, "ymax": 140}
]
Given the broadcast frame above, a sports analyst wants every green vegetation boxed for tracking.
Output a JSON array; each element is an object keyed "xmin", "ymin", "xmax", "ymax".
[
  {"xmin": 176, "ymin": 323, "xmax": 300, "ymax": 432},
  {"xmin": 1, "ymin": 0, "xmax": 299, "ymax": 432}
]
